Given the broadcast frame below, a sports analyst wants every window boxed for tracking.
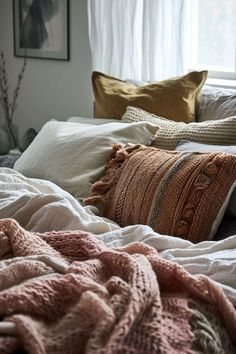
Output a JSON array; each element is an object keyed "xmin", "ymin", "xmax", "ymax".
[{"xmin": 189, "ymin": 0, "xmax": 236, "ymax": 80}]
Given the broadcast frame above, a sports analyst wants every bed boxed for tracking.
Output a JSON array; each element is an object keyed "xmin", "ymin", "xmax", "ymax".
[{"xmin": 0, "ymin": 72, "xmax": 236, "ymax": 353}]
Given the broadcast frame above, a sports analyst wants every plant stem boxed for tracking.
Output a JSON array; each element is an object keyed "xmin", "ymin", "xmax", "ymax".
[
  {"xmin": 0, "ymin": 50, "xmax": 27, "ymax": 140},
  {"xmin": 6, "ymin": 120, "xmax": 18, "ymax": 147}
]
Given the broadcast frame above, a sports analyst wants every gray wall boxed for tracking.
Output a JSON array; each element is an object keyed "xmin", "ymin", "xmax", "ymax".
[{"xmin": 0, "ymin": 0, "xmax": 93, "ymax": 137}]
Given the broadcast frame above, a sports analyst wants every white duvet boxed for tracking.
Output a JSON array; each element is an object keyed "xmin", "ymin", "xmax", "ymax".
[{"xmin": 1, "ymin": 168, "xmax": 236, "ymax": 305}]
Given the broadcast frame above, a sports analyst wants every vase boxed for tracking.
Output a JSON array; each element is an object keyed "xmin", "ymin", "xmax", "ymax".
[
  {"xmin": 2, "ymin": 122, "xmax": 19, "ymax": 149},
  {"xmin": 0, "ymin": 128, "xmax": 10, "ymax": 155},
  {"xmin": 18, "ymin": 128, "xmax": 37, "ymax": 152}
]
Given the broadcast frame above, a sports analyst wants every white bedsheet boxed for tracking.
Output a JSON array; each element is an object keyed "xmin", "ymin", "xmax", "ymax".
[
  {"xmin": 0, "ymin": 168, "xmax": 118, "ymax": 234},
  {"xmin": 1, "ymin": 168, "xmax": 236, "ymax": 305},
  {"xmin": 97, "ymin": 226, "xmax": 236, "ymax": 304}
]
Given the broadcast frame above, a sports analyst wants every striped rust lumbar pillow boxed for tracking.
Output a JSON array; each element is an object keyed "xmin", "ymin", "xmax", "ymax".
[
  {"xmin": 122, "ymin": 106, "xmax": 236, "ymax": 150},
  {"xmin": 84, "ymin": 145, "xmax": 236, "ymax": 243}
]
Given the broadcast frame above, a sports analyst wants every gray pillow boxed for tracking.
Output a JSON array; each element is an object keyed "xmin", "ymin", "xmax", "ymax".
[
  {"xmin": 197, "ymin": 85, "xmax": 236, "ymax": 122},
  {"xmin": 176, "ymin": 140, "xmax": 236, "ymax": 154},
  {"xmin": 228, "ymin": 188, "xmax": 236, "ymax": 218},
  {"xmin": 214, "ymin": 218, "xmax": 236, "ymax": 240},
  {"xmin": 176, "ymin": 140, "xmax": 236, "ymax": 219}
]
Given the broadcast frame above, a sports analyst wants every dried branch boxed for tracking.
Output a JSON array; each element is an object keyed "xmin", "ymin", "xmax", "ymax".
[
  {"xmin": 0, "ymin": 51, "xmax": 27, "ymax": 121},
  {"xmin": 0, "ymin": 50, "xmax": 27, "ymax": 146},
  {"xmin": 10, "ymin": 55, "xmax": 27, "ymax": 121}
]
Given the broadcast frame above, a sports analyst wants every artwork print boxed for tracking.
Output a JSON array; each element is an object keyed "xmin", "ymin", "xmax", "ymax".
[{"xmin": 13, "ymin": 0, "xmax": 69, "ymax": 60}]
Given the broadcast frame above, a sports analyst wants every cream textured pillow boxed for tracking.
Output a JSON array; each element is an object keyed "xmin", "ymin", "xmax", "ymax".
[
  {"xmin": 14, "ymin": 120, "xmax": 157, "ymax": 198},
  {"xmin": 122, "ymin": 106, "xmax": 236, "ymax": 150}
]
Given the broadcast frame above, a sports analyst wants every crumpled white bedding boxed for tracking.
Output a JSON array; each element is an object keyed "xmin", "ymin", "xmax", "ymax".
[
  {"xmin": 1, "ymin": 168, "xmax": 236, "ymax": 305},
  {"xmin": 0, "ymin": 168, "xmax": 118, "ymax": 234}
]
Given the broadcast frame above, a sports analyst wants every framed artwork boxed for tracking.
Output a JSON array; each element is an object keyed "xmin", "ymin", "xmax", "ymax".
[{"xmin": 13, "ymin": 0, "xmax": 70, "ymax": 60}]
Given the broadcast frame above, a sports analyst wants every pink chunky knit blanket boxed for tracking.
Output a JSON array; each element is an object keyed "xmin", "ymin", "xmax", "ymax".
[{"xmin": 0, "ymin": 218, "xmax": 235, "ymax": 354}]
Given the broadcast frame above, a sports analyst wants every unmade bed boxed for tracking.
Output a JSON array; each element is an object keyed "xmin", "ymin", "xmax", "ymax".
[{"xmin": 0, "ymin": 71, "xmax": 236, "ymax": 353}]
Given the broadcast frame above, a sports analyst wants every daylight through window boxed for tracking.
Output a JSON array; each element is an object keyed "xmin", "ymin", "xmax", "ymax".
[{"xmin": 189, "ymin": 0, "xmax": 236, "ymax": 80}]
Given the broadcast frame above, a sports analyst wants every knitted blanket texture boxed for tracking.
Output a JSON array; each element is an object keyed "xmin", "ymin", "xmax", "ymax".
[
  {"xmin": 85, "ymin": 145, "xmax": 236, "ymax": 243},
  {"xmin": 0, "ymin": 219, "xmax": 235, "ymax": 354}
]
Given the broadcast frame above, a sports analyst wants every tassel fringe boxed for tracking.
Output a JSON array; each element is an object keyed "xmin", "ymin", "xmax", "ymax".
[{"xmin": 84, "ymin": 144, "xmax": 143, "ymax": 206}]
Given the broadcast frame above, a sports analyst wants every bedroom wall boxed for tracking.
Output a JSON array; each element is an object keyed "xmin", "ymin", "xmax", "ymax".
[{"xmin": 0, "ymin": 0, "xmax": 93, "ymax": 138}]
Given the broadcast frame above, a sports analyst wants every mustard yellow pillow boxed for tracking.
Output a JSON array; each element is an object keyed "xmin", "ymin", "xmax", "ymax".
[{"xmin": 92, "ymin": 70, "xmax": 208, "ymax": 123}]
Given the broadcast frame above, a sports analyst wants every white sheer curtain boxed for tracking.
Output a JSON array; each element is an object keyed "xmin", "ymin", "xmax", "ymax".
[{"xmin": 87, "ymin": 0, "xmax": 189, "ymax": 81}]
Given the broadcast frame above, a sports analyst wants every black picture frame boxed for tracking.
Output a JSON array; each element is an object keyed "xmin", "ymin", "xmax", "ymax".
[{"xmin": 13, "ymin": 0, "xmax": 70, "ymax": 61}]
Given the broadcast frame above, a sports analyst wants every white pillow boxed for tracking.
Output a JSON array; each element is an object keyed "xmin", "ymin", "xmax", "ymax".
[
  {"xmin": 67, "ymin": 117, "xmax": 118, "ymax": 124},
  {"xmin": 14, "ymin": 120, "xmax": 157, "ymax": 198}
]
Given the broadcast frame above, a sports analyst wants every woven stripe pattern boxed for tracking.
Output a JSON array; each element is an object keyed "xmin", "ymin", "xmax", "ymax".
[
  {"xmin": 122, "ymin": 106, "xmax": 236, "ymax": 150},
  {"xmin": 85, "ymin": 145, "xmax": 236, "ymax": 243}
]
